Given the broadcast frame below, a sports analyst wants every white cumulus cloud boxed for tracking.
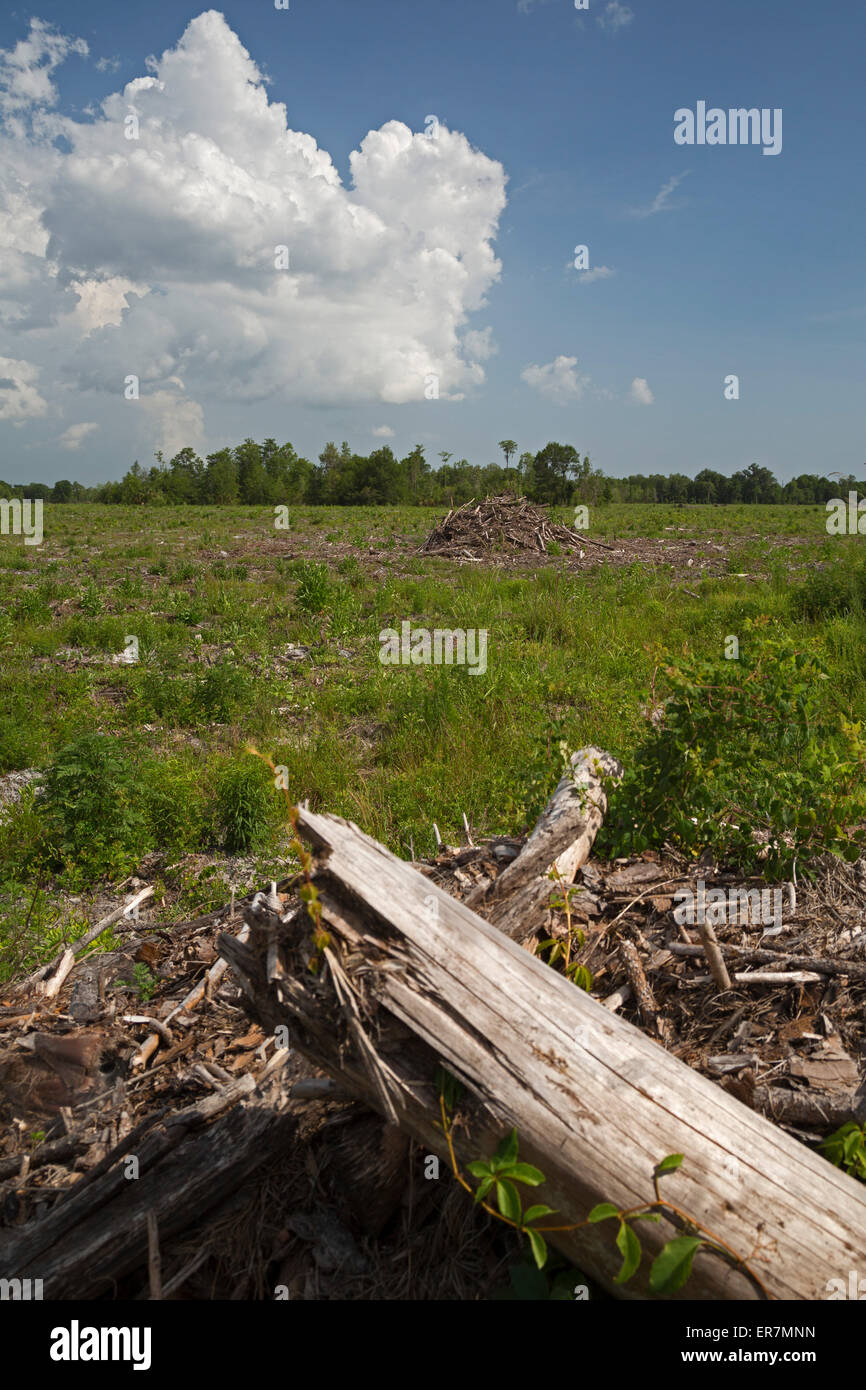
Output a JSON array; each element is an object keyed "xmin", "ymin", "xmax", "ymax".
[
  {"xmin": 629, "ymin": 376, "xmax": 654, "ymax": 405},
  {"xmin": 0, "ymin": 18, "xmax": 88, "ymax": 116},
  {"xmin": 521, "ymin": 355, "xmax": 591, "ymax": 405},
  {"xmin": 0, "ymin": 10, "xmax": 507, "ymax": 453},
  {"xmin": 463, "ymin": 327, "xmax": 497, "ymax": 360},
  {"xmin": 372, "ymin": 424, "xmax": 394, "ymax": 437},
  {"xmin": 0, "ymin": 357, "xmax": 48, "ymax": 422},
  {"xmin": 60, "ymin": 420, "xmax": 99, "ymax": 450},
  {"xmin": 139, "ymin": 390, "xmax": 206, "ymax": 458}
]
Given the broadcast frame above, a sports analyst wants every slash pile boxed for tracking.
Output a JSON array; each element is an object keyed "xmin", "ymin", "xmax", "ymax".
[{"xmin": 420, "ymin": 494, "xmax": 587, "ymax": 558}]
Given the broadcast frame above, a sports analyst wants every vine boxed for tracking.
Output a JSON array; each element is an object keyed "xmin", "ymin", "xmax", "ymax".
[
  {"xmin": 437, "ymin": 1078, "xmax": 771, "ymax": 1297},
  {"xmin": 245, "ymin": 745, "xmax": 330, "ymax": 971}
]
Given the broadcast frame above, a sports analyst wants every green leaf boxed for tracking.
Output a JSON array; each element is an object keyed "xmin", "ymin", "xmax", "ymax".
[
  {"xmin": 523, "ymin": 1204, "xmax": 555, "ymax": 1224},
  {"xmin": 466, "ymin": 1160, "xmax": 492, "ymax": 1179},
  {"xmin": 649, "ymin": 1236, "xmax": 704, "ymax": 1294},
  {"xmin": 613, "ymin": 1221, "xmax": 642, "ymax": 1285},
  {"xmin": 526, "ymin": 1227, "xmax": 548, "ymax": 1270},
  {"xmin": 654, "ymin": 1153, "xmax": 684, "ymax": 1178},
  {"xmin": 495, "ymin": 1128, "xmax": 520, "ymax": 1167},
  {"xmin": 588, "ymin": 1202, "xmax": 619, "ymax": 1223},
  {"xmin": 569, "ymin": 964, "xmax": 593, "ymax": 992},
  {"xmin": 473, "ymin": 1175, "xmax": 495, "ymax": 1204},
  {"xmin": 496, "ymin": 1179, "xmax": 522, "ymax": 1224},
  {"xmin": 505, "ymin": 1162, "xmax": 545, "ymax": 1187}
]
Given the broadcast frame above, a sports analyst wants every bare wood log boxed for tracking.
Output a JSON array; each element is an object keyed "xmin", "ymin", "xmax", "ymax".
[
  {"xmin": 40, "ymin": 948, "xmax": 75, "ymax": 1000},
  {"xmin": 687, "ymin": 970, "xmax": 824, "ymax": 986},
  {"xmin": 0, "ymin": 1133, "xmax": 83, "ymax": 1181},
  {"xmin": 218, "ymin": 807, "xmax": 866, "ymax": 1302},
  {"xmin": 468, "ymin": 746, "xmax": 622, "ymax": 941},
  {"xmin": 600, "ymin": 983, "xmax": 632, "ymax": 1013},
  {"xmin": 123, "ymin": 1015, "xmax": 173, "ymax": 1046},
  {"xmin": 751, "ymin": 1086, "xmax": 860, "ymax": 1128},
  {"xmin": 572, "ymin": 531, "xmax": 617, "ymax": 551}
]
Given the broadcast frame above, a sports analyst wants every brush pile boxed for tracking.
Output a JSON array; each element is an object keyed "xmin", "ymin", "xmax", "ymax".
[{"xmin": 420, "ymin": 494, "xmax": 585, "ymax": 558}]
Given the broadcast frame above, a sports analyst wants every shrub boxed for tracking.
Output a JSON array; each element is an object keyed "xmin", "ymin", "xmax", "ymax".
[
  {"xmin": 792, "ymin": 559, "xmax": 866, "ymax": 620},
  {"xmin": 33, "ymin": 734, "xmax": 147, "ymax": 880},
  {"xmin": 214, "ymin": 755, "xmax": 279, "ymax": 852},
  {"xmin": 599, "ymin": 619, "xmax": 866, "ymax": 876},
  {"xmin": 139, "ymin": 755, "xmax": 211, "ymax": 855}
]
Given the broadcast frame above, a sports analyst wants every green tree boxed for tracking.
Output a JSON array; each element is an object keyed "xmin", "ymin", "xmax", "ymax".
[
  {"xmin": 203, "ymin": 449, "xmax": 240, "ymax": 504},
  {"xmin": 530, "ymin": 442, "xmax": 580, "ymax": 505},
  {"xmin": 401, "ymin": 444, "xmax": 430, "ymax": 503},
  {"xmin": 498, "ymin": 439, "xmax": 518, "ymax": 469},
  {"xmin": 235, "ymin": 439, "xmax": 268, "ymax": 504}
]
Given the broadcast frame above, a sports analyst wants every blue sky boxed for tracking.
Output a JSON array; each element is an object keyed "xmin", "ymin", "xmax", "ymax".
[{"xmin": 0, "ymin": 0, "xmax": 863, "ymax": 485}]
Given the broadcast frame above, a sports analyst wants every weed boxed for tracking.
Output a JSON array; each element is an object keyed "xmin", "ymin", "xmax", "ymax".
[
  {"xmin": 820, "ymin": 1121, "xmax": 866, "ymax": 1182},
  {"xmin": 215, "ymin": 754, "xmax": 279, "ymax": 852},
  {"xmin": 114, "ymin": 961, "xmax": 157, "ymax": 1003},
  {"xmin": 294, "ymin": 561, "xmax": 331, "ymax": 614}
]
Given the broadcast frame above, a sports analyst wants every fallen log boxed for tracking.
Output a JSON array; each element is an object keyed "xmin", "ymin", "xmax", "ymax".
[
  {"xmin": 218, "ymin": 805, "xmax": 866, "ymax": 1301},
  {"xmin": 0, "ymin": 1076, "xmax": 298, "ymax": 1299},
  {"xmin": 467, "ymin": 745, "xmax": 622, "ymax": 941}
]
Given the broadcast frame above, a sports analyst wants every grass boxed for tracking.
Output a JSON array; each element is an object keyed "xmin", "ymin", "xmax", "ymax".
[{"xmin": 0, "ymin": 500, "xmax": 864, "ymax": 973}]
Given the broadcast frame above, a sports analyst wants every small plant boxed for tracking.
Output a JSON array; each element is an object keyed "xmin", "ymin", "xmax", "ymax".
[
  {"xmin": 327, "ymin": 582, "xmax": 358, "ymax": 639},
  {"xmin": 585, "ymin": 1153, "xmax": 770, "ymax": 1296},
  {"xmin": 114, "ymin": 961, "xmax": 157, "ymax": 1002},
  {"xmin": 34, "ymin": 734, "xmax": 147, "ymax": 880},
  {"xmin": 79, "ymin": 582, "xmax": 104, "ymax": 616},
  {"xmin": 294, "ymin": 560, "xmax": 331, "ymax": 615},
  {"xmin": 215, "ymin": 755, "xmax": 277, "ymax": 852},
  {"xmin": 793, "ymin": 557, "xmax": 866, "ymax": 620},
  {"xmin": 192, "ymin": 661, "xmax": 247, "ymax": 723},
  {"xmin": 820, "ymin": 1121, "xmax": 866, "ymax": 1182},
  {"xmin": 465, "ymin": 1128, "xmax": 554, "ymax": 1270},
  {"xmin": 245, "ymin": 746, "xmax": 329, "ymax": 971},
  {"xmin": 170, "ymin": 593, "xmax": 204, "ymax": 625},
  {"xmin": 536, "ymin": 863, "xmax": 593, "ymax": 990}
]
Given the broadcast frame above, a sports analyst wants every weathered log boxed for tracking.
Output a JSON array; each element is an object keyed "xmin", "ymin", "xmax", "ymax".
[
  {"xmin": 467, "ymin": 745, "xmax": 622, "ymax": 941},
  {"xmin": 0, "ymin": 1077, "xmax": 297, "ymax": 1298},
  {"xmin": 219, "ymin": 805, "xmax": 866, "ymax": 1301}
]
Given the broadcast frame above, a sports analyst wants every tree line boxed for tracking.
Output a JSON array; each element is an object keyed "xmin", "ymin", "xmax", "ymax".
[{"xmin": 2, "ymin": 438, "xmax": 861, "ymax": 508}]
